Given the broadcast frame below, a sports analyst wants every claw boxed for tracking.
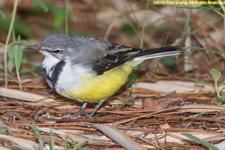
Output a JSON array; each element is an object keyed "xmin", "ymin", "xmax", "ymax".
[
  {"xmin": 67, "ymin": 99, "xmax": 106, "ymax": 119},
  {"xmin": 87, "ymin": 99, "xmax": 106, "ymax": 120},
  {"xmin": 69, "ymin": 102, "xmax": 88, "ymax": 118}
]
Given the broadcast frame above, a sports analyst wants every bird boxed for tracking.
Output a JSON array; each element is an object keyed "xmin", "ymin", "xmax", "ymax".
[{"xmin": 25, "ymin": 33, "xmax": 183, "ymax": 119}]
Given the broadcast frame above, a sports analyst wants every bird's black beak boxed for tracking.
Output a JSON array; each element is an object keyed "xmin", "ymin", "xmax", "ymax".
[
  {"xmin": 24, "ymin": 45, "xmax": 50, "ymax": 52},
  {"xmin": 24, "ymin": 45, "xmax": 40, "ymax": 50}
]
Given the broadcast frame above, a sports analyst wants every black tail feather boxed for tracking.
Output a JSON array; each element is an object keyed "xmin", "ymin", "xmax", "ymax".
[{"xmin": 135, "ymin": 46, "xmax": 183, "ymax": 58}]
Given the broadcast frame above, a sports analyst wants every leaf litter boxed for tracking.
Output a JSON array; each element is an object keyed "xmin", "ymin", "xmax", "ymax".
[{"xmin": 0, "ymin": 0, "xmax": 225, "ymax": 149}]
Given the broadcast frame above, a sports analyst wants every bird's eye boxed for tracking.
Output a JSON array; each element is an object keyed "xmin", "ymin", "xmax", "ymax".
[{"xmin": 52, "ymin": 49, "xmax": 61, "ymax": 54}]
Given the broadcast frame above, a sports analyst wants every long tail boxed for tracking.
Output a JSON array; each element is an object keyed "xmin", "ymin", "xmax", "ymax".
[{"xmin": 134, "ymin": 46, "xmax": 182, "ymax": 61}]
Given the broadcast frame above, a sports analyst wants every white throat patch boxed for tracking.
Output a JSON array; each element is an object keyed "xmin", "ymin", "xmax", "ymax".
[{"xmin": 42, "ymin": 53, "xmax": 60, "ymax": 72}]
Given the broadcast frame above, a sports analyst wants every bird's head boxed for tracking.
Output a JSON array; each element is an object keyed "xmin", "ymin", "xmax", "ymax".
[{"xmin": 25, "ymin": 33, "xmax": 74, "ymax": 60}]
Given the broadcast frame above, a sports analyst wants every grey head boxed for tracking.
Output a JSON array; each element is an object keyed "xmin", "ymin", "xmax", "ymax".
[
  {"xmin": 25, "ymin": 33, "xmax": 141, "ymax": 75},
  {"xmin": 25, "ymin": 33, "xmax": 111, "ymax": 64}
]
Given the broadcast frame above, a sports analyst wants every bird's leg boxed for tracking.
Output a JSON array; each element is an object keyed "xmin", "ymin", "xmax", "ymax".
[
  {"xmin": 78, "ymin": 102, "xmax": 88, "ymax": 116},
  {"xmin": 69, "ymin": 102, "xmax": 88, "ymax": 118},
  {"xmin": 87, "ymin": 99, "xmax": 106, "ymax": 120}
]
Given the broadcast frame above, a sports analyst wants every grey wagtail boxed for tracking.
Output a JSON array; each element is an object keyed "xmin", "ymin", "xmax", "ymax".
[{"xmin": 25, "ymin": 33, "xmax": 183, "ymax": 119}]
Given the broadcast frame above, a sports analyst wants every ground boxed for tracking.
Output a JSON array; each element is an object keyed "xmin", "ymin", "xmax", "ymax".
[{"xmin": 0, "ymin": 0, "xmax": 225, "ymax": 149}]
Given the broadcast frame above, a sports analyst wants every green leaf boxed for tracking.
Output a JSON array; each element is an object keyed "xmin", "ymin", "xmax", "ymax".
[
  {"xmin": 67, "ymin": 29, "xmax": 88, "ymax": 36},
  {"xmin": 2, "ymin": 97, "xmax": 7, "ymax": 101},
  {"xmin": 32, "ymin": 121, "xmax": 40, "ymax": 139},
  {"xmin": 42, "ymin": 138, "xmax": 47, "ymax": 142},
  {"xmin": 7, "ymin": 44, "xmax": 16, "ymax": 72},
  {"xmin": 160, "ymin": 58, "xmax": 175, "ymax": 67},
  {"xmin": 0, "ymin": 17, "xmax": 33, "ymax": 38},
  {"xmin": 126, "ymin": 73, "xmax": 137, "ymax": 88},
  {"xmin": 14, "ymin": 35, "xmax": 23, "ymax": 70},
  {"xmin": 50, "ymin": 128, "xmax": 55, "ymax": 150},
  {"xmin": 20, "ymin": 68, "xmax": 36, "ymax": 74},
  {"xmin": 189, "ymin": 46, "xmax": 225, "ymax": 58},
  {"xmin": 8, "ymin": 46, "xmax": 15, "ymax": 59},
  {"xmin": 219, "ymin": 79, "xmax": 225, "ymax": 88},
  {"xmin": 46, "ymin": 112, "xmax": 50, "ymax": 118},
  {"xmin": 117, "ymin": 96, "xmax": 125, "ymax": 102},
  {"xmin": 64, "ymin": 135, "xmax": 68, "ymax": 150},
  {"xmin": 0, "ymin": 72, "xmax": 15, "ymax": 79},
  {"xmin": 121, "ymin": 23, "xmax": 138, "ymax": 38},
  {"xmin": 0, "ymin": 127, "xmax": 12, "ymax": 134},
  {"xmin": 52, "ymin": 7, "xmax": 66, "ymax": 28},
  {"xmin": 209, "ymin": 68, "xmax": 221, "ymax": 85},
  {"xmin": 0, "ymin": 10, "xmax": 6, "ymax": 19},
  {"xmin": 74, "ymin": 137, "xmax": 95, "ymax": 150},
  {"xmin": 185, "ymin": 76, "xmax": 213, "ymax": 88},
  {"xmin": 182, "ymin": 133, "xmax": 219, "ymax": 150},
  {"xmin": 67, "ymin": 136, "xmax": 76, "ymax": 145},
  {"xmin": 0, "ymin": 63, "xmax": 3, "ymax": 70},
  {"xmin": 219, "ymin": 92, "xmax": 225, "ymax": 102},
  {"xmin": 14, "ymin": 112, "xmax": 20, "ymax": 117},
  {"xmin": 148, "ymin": 23, "xmax": 170, "ymax": 35},
  {"xmin": 176, "ymin": 6, "xmax": 203, "ymax": 10},
  {"xmin": 0, "ymin": 127, "xmax": 8, "ymax": 133},
  {"xmin": 25, "ymin": 6, "xmax": 46, "ymax": 15},
  {"xmin": 32, "ymin": 0, "xmax": 48, "ymax": 12},
  {"xmin": 176, "ymin": 6, "xmax": 205, "ymax": 10}
]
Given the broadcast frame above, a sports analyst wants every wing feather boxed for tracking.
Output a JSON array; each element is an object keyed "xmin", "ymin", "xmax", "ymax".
[{"xmin": 92, "ymin": 44, "xmax": 140, "ymax": 75}]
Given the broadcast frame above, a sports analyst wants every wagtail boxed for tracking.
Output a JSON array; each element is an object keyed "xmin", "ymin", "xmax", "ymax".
[{"xmin": 25, "ymin": 33, "xmax": 183, "ymax": 119}]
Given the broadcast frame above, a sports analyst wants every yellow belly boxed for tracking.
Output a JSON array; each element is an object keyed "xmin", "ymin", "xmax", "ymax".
[{"xmin": 60, "ymin": 62, "xmax": 133, "ymax": 103}]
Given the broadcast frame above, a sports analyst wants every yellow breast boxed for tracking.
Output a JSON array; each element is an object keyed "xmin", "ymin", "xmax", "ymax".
[{"xmin": 60, "ymin": 62, "xmax": 134, "ymax": 103}]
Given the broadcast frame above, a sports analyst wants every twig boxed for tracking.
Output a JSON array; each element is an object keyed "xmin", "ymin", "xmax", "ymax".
[
  {"xmin": 126, "ymin": 0, "xmax": 141, "ymax": 44},
  {"xmin": 140, "ymin": 0, "xmax": 149, "ymax": 50},
  {"xmin": 4, "ymin": 0, "xmax": 20, "ymax": 88},
  {"xmin": 65, "ymin": 0, "xmax": 69, "ymax": 34},
  {"xmin": 217, "ymin": 0, "xmax": 225, "ymax": 41},
  {"xmin": 163, "ymin": 8, "xmax": 178, "ymax": 46}
]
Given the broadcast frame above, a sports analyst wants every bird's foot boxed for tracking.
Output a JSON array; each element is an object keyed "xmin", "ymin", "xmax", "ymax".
[
  {"xmin": 64, "ymin": 102, "xmax": 88, "ymax": 119},
  {"xmin": 64, "ymin": 99, "xmax": 106, "ymax": 119},
  {"xmin": 87, "ymin": 99, "xmax": 106, "ymax": 120},
  {"xmin": 68, "ymin": 110, "xmax": 88, "ymax": 119}
]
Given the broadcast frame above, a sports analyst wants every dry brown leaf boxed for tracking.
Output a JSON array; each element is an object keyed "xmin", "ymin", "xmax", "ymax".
[
  {"xmin": 143, "ymin": 98, "xmax": 179, "ymax": 111},
  {"xmin": 94, "ymin": 124, "xmax": 147, "ymax": 150},
  {"xmin": 0, "ymin": 146, "xmax": 10, "ymax": 150},
  {"xmin": 214, "ymin": 140, "xmax": 225, "ymax": 150},
  {"xmin": 180, "ymin": 104, "xmax": 225, "ymax": 113},
  {"xmin": 133, "ymin": 81, "xmax": 219, "ymax": 93},
  {"xmin": 144, "ymin": 131, "xmax": 225, "ymax": 144},
  {"xmin": 0, "ymin": 134, "xmax": 38, "ymax": 150},
  {"xmin": 0, "ymin": 87, "xmax": 55, "ymax": 103}
]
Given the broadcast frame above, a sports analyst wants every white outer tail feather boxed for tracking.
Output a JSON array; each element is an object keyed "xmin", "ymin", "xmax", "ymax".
[{"xmin": 134, "ymin": 51, "xmax": 181, "ymax": 61}]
